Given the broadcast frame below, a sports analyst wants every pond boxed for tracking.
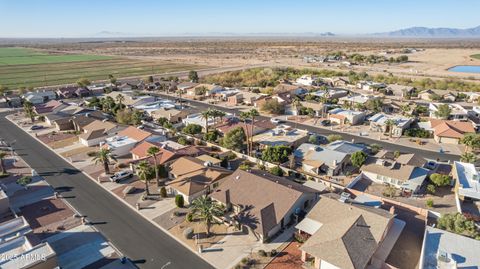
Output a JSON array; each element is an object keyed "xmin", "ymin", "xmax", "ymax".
[{"xmin": 448, "ymin": 65, "xmax": 480, "ymax": 73}]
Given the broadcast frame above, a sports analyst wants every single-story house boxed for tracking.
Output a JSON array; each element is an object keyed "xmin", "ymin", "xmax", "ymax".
[
  {"xmin": 167, "ymin": 156, "xmax": 232, "ymax": 204},
  {"xmin": 102, "ymin": 126, "xmax": 153, "ymax": 156},
  {"xmin": 56, "ymin": 86, "xmax": 79, "ymax": 99},
  {"xmin": 252, "ymin": 124, "xmax": 309, "ymax": 148},
  {"xmin": 368, "ymin": 113, "xmax": 413, "ymax": 138},
  {"xmin": 361, "ymin": 157, "xmax": 429, "ymax": 194},
  {"xmin": 429, "ymin": 103, "xmax": 468, "ymax": 121},
  {"xmin": 328, "ymin": 108, "xmax": 366, "ymax": 125},
  {"xmin": 70, "ymin": 111, "xmax": 110, "ymax": 132},
  {"xmin": 150, "ymin": 107, "xmax": 191, "ymax": 123},
  {"xmin": 298, "ymin": 197, "xmax": 400, "ymax": 269},
  {"xmin": 210, "ymin": 169, "xmax": 319, "ymax": 242},
  {"xmin": 33, "ymin": 100, "xmax": 67, "ymax": 114},
  {"xmin": 79, "ymin": 120, "xmax": 120, "ymax": 147},
  {"xmin": 22, "ymin": 90, "xmax": 56, "ymax": 104},
  {"xmin": 452, "ymin": 161, "xmax": 480, "ymax": 208},
  {"xmin": 419, "ymin": 226, "xmax": 480, "ymax": 269},
  {"xmin": 429, "ymin": 119, "xmax": 475, "ymax": 144}
]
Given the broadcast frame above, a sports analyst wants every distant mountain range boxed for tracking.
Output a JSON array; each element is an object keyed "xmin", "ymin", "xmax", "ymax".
[{"xmin": 374, "ymin": 25, "xmax": 480, "ymax": 37}]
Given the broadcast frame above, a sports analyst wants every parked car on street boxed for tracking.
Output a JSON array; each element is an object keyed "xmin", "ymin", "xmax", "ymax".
[{"xmin": 109, "ymin": 170, "xmax": 133, "ymax": 182}]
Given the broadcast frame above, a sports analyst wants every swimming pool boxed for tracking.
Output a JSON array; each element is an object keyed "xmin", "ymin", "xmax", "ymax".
[{"xmin": 448, "ymin": 65, "xmax": 480, "ymax": 73}]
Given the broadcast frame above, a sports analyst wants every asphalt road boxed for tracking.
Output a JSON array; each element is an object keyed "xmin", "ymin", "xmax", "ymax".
[
  {"xmin": 0, "ymin": 113, "xmax": 213, "ymax": 269},
  {"xmin": 153, "ymin": 93, "xmax": 460, "ymax": 162}
]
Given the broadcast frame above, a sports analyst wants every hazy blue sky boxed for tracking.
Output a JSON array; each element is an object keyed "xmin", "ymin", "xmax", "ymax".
[{"xmin": 0, "ymin": 0, "xmax": 479, "ymax": 37}]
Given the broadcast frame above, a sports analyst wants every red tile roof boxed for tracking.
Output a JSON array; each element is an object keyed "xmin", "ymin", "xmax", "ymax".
[{"xmin": 430, "ymin": 119, "xmax": 475, "ymax": 139}]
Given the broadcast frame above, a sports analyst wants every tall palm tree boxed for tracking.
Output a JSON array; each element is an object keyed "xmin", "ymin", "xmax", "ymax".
[
  {"xmin": 190, "ymin": 195, "xmax": 223, "ymax": 237},
  {"xmin": 239, "ymin": 111, "xmax": 251, "ymax": 156},
  {"xmin": 147, "ymin": 146, "xmax": 161, "ymax": 187},
  {"xmin": 93, "ymin": 148, "xmax": 116, "ymax": 174},
  {"xmin": 23, "ymin": 101, "xmax": 35, "ymax": 123},
  {"xmin": 0, "ymin": 151, "xmax": 7, "ymax": 175},
  {"xmin": 461, "ymin": 152, "xmax": 477, "ymax": 164},
  {"xmin": 212, "ymin": 109, "xmax": 226, "ymax": 124},
  {"xmin": 136, "ymin": 161, "xmax": 152, "ymax": 196},
  {"xmin": 248, "ymin": 109, "xmax": 259, "ymax": 156},
  {"xmin": 460, "ymin": 133, "xmax": 480, "ymax": 153},
  {"xmin": 115, "ymin": 94, "xmax": 125, "ymax": 107},
  {"xmin": 201, "ymin": 109, "xmax": 212, "ymax": 133}
]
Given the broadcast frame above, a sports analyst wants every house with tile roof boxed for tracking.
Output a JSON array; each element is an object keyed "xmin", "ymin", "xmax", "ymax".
[
  {"xmin": 429, "ymin": 119, "xmax": 475, "ymax": 144},
  {"xmin": 130, "ymin": 140, "xmax": 204, "ymax": 166},
  {"xmin": 166, "ymin": 156, "xmax": 232, "ymax": 204},
  {"xmin": 210, "ymin": 169, "xmax": 318, "ymax": 242},
  {"xmin": 297, "ymin": 197, "xmax": 402, "ymax": 269},
  {"xmin": 102, "ymin": 126, "xmax": 153, "ymax": 156}
]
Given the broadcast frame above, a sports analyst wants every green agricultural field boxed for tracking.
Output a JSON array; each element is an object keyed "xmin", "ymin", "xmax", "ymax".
[
  {"xmin": 471, "ymin": 54, "xmax": 480, "ymax": 60},
  {"xmin": 0, "ymin": 47, "xmax": 206, "ymax": 88}
]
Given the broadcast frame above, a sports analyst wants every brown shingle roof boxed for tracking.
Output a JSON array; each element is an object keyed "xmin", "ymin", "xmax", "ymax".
[
  {"xmin": 210, "ymin": 169, "xmax": 317, "ymax": 238},
  {"xmin": 300, "ymin": 197, "xmax": 393, "ymax": 269}
]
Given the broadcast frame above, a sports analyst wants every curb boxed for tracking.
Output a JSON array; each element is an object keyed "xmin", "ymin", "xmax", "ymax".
[{"xmin": 5, "ymin": 115, "xmax": 215, "ymax": 269}]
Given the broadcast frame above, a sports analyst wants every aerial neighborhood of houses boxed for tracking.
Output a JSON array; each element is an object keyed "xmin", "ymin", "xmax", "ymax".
[{"xmin": 1, "ymin": 68, "xmax": 480, "ymax": 269}]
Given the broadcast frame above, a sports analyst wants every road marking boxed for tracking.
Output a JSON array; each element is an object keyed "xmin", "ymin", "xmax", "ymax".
[{"xmin": 161, "ymin": 261, "xmax": 171, "ymax": 269}]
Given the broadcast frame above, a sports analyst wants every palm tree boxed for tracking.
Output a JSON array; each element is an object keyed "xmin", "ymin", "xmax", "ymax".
[
  {"xmin": 212, "ymin": 109, "xmax": 226, "ymax": 124},
  {"xmin": 23, "ymin": 101, "xmax": 35, "ymax": 123},
  {"xmin": 190, "ymin": 195, "xmax": 224, "ymax": 237},
  {"xmin": 292, "ymin": 97, "xmax": 301, "ymax": 115},
  {"xmin": 239, "ymin": 111, "xmax": 251, "ymax": 156},
  {"xmin": 0, "ymin": 151, "xmax": 7, "ymax": 175},
  {"xmin": 147, "ymin": 146, "xmax": 161, "ymax": 187},
  {"xmin": 248, "ymin": 109, "xmax": 259, "ymax": 156},
  {"xmin": 461, "ymin": 152, "xmax": 477, "ymax": 164},
  {"xmin": 384, "ymin": 119, "xmax": 395, "ymax": 138},
  {"xmin": 460, "ymin": 133, "xmax": 480, "ymax": 153},
  {"xmin": 102, "ymin": 97, "xmax": 115, "ymax": 113},
  {"xmin": 115, "ymin": 94, "xmax": 125, "ymax": 107},
  {"xmin": 201, "ymin": 109, "xmax": 212, "ymax": 133},
  {"xmin": 136, "ymin": 161, "xmax": 152, "ymax": 196},
  {"xmin": 93, "ymin": 148, "xmax": 116, "ymax": 174}
]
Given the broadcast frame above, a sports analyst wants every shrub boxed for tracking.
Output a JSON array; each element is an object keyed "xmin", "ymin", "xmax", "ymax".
[
  {"xmin": 177, "ymin": 137, "xmax": 190, "ymax": 145},
  {"xmin": 183, "ymin": 227, "xmax": 194, "ymax": 239},
  {"xmin": 430, "ymin": 173, "xmax": 451, "ymax": 187},
  {"xmin": 269, "ymin": 166, "xmax": 284, "ymax": 176},
  {"xmin": 186, "ymin": 213, "xmax": 193, "ymax": 222},
  {"xmin": 160, "ymin": 187, "xmax": 167, "ymax": 198},
  {"xmin": 426, "ymin": 199, "xmax": 434, "ymax": 208},
  {"xmin": 175, "ymin": 195, "xmax": 184, "ymax": 208},
  {"xmin": 239, "ymin": 162, "xmax": 251, "ymax": 171},
  {"xmin": 405, "ymin": 128, "xmax": 431, "ymax": 138},
  {"xmin": 16, "ymin": 176, "xmax": 32, "ymax": 186},
  {"xmin": 258, "ymin": 249, "xmax": 267, "ymax": 257},
  {"xmin": 327, "ymin": 134, "xmax": 342, "ymax": 143},
  {"xmin": 270, "ymin": 249, "xmax": 278, "ymax": 257},
  {"xmin": 182, "ymin": 124, "xmax": 202, "ymax": 135},
  {"xmin": 427, "ymin": 184, "xmax": 436, "ymax": 194}
]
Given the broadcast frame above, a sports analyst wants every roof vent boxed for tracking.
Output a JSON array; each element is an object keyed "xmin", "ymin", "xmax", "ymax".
[
  {"xmin": 235, "ymin": 176, "xmax": 240, "ymax": 180},
  {"xmin": 204, "ymin": 161, "xmax": 212, "ymax": 167}
]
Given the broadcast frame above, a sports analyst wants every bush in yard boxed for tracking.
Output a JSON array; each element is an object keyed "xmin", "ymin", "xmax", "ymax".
[
  {"xmin": 430, "ymin": 173, "xmax": 451, "ymax": 187},
  {"xmin": 427, "ymin": 184, "xmax": 436, "ymax": 194},
  {"xmin": 405, "ymin": 128, "xmax": 431, "ymax": 138},
  {"xmin": 16, "ymin": 176, "xmax": 32, "ymax": 186},
  {"xmin": 177, "ymin": 137, "xmax": 190, "ymax": 146},
  {"xmin": 186, "ymin": 213, "xmax": 193, "ymax": 222},
  {"xmin": 182, "ymin": 124, "xmax": 202, "ymax": 135},
  {"xmin": 269, "ymin": 166, "xmax": 284, "ymax": 176},
  {"xmin": 327, "ymin": 134, "xmax": 342, "ymax": 143},
  {"xmin": 350, "ymin": 151, "xmax": 367, "ymax": 168},
  {"xmin": 258, "ymin": 249, "xmax": 267, "ymax": 257},
  {"xmin": 270, "ymin": 249, "xmax": 278, "ymax": 257},
  {"xmin": 175, "ymin": 195, "xmax": 184, "ymax": 208},
  {"xmin": 160, "ymin": 187, "xmax": 167, "ymax": 198},
  {"xmin": 426, "ymin": 199, "xmax": 434, "ymax": 208},
  {"xmin": 183, "ymin": 227, "xmax": 194, "ymax": 239}
]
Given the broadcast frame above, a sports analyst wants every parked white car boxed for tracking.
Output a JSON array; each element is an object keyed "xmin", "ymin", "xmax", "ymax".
[
  {"xmin": 270, "ymin": 118, "xmax": 284, "ymax": 124},
  {"xmin": 109, "ymin": 170, "xmax": 133, "ymax": 183}
]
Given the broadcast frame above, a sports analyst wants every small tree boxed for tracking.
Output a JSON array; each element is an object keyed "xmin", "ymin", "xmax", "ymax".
[
  {"xmin": 308, "ymin": 134, "xmax": 318, "ymax": 144},
  {"xmin": 426, "ymin": 199, "xmax": 434, "ymax": 208},
  {"xmin": 175, "ymin": 194, "xmax": 184, "ymax": 208},
  {"xmin": 203, "ymin": 130, "xmax": 219, "ymax": 142},
  {"xmin": 261, "ymin": 145, "xmax": 292, "ymax": 164},
  {"xmin": 136, "ymin": 161, "xmax": 153, "ymax": 196},
  {"xmin": 427, "ymin": 184, "xmax": 436, "ymax": 194},
  {"xmin": 434, "ymin": 104, "xmax": 451, "ymax": 119},
  {"xmin": 261, "ymin": 99, "xmax": 284, "ymax": 115},
  {"xmin": 76, "ymin": 78, "xmax": 91, "ymax": 87},
  {"xmin": 221, "ymin": 127, "xmax": 246, "ymax": 152},
  {"xmin": 188, "ymin": 70, "xmax": 199, "ymax": 83},
  {"xmin": 16, "ymin": 176, "xmax": 32, "ymax": 187},
  {"xmin": 269, "ymin": 166, "xmax": 284, "ymax": 176},
  {"xmin": 460, "ymin": 152, "xmax": 477, "ymax": 163},
  {"xmin": 182, "ymin": 124, "xmax": 202, "ymax": 135},
  {"xmin": 460, "ymin": 133, "xmax": 480, "ymax": 152},
  {"xmin": 369, "ymin": 144, "xmax": 383, "ymax": 154},
  {"xmin": 383, "ymin": 185, "xmax": 396, "ymax": 198},
  {"xmin": 430, "ymin": 173, "xmax": 451, "ymax": 187},
  {"xmin": 350, "ymin": 151, "xmax": 367, "ymax": 168}
]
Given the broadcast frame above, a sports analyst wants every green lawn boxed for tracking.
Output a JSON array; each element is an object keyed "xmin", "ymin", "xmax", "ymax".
[
  {"xmin": 471, "ymin": 54, "xmax": 480, "ymax": 60},
  {"xmin": 0, "ymin": 47, "xmax": 113, "ymax": 65},
  {"xmin": 0, "ymin": 47, "xmax": 207, "ymax": 88}
]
